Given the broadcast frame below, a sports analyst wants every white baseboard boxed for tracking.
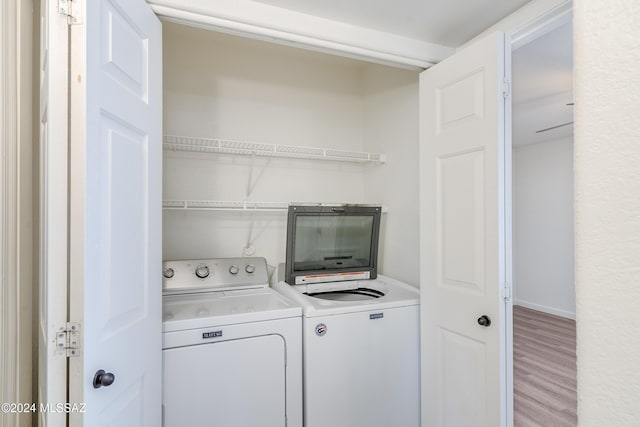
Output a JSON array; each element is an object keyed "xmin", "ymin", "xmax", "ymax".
[{"xmin": 514, "ymin": 299, "xmax": 576, "ymax": 320}]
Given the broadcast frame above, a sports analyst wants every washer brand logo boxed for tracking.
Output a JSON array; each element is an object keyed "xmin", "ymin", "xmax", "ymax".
[
  {"xmin": 370, "ymin": 313, "xmax": 384, "ymax": 320},
  {"xmin": 315, "ymin": 323, "xmax": 327, "ymax": 337},
  {"xmin": 202, "ymin": 330, "xmax": 223, "ymax": 339}
]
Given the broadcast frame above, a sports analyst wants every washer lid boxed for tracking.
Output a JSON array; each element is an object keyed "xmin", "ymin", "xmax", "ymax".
[
  {"xmin": 306, "ymin": 287, "xmax": 385, "ymax": 301},
  {"xmin": 163, "ymin": 287, "xmax": 301, "ymax": 333},
  {"xmin": 272, "ymin": 272, "xmax": 419, "ymax": 318}
]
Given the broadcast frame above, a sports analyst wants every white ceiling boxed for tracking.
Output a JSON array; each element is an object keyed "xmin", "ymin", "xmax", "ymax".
[
  {"xmin": 251, "ymin": 0, "xmax": 531, "ymax": 47},
  {"xmin": 248, "ymin": 0, "xmax": 573, "ymax": 146},
  {"xmin": 513, "ymin": 22, "xmax": 574, "ymax": 146}
]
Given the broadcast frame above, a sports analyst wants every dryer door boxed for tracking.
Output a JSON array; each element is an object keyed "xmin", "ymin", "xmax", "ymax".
[{"xmin": 163, "ymin": 334, "xmax": 286, "ymax": 426}]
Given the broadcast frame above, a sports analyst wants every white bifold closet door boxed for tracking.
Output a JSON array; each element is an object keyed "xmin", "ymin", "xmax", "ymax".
[
  {"xmin": 419, "ymin": 31, "xmax": 513, "ymax": 427},
  {"xmin": 70, "ymin": 0, "xmax": 163, "ymax": 425}
]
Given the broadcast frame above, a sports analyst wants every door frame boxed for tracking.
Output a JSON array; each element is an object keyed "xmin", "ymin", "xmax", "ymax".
[
  {"xmin": 510, "ymin": 2, "xmax": 572, "ymax": 50},
  {"xmin": 37, "ymin": 1, "xmax": 70, "ymax": 425},
  {"xmin": 68, "ymin": 12, "xmax": 86, "ymax": 426}
]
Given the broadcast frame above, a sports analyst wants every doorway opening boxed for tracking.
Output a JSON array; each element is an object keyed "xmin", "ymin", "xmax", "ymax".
[{"xmin": 511, "ymin": 20, "xmax": 576, "ymax": 426}]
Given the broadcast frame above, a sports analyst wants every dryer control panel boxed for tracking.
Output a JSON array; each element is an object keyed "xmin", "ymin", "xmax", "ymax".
[{"xmin": 162, "ymin": 257, "xmax": 269, "ymax": 295}]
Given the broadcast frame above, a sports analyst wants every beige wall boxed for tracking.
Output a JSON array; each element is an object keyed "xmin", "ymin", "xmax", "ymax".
[
  {"xmin": 362, "ymin": 65, "xmax": 420, "ymax": 286},
  {"xmin": 575, "ymin": 1, "xmax": 640, "ymax": 425},
  {"xmin": 162, "ymin": 24, "xmax": 421, "ymax": 283}
]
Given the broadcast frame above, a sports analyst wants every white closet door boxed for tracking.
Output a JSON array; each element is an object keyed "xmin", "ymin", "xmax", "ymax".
[
  {"xmin": 419, "ymin": 32, "xmax": 512, "ymax": 427},
  {"xmin": 71, "ymin": 0, "xmax": 163, "ymax": 424}
]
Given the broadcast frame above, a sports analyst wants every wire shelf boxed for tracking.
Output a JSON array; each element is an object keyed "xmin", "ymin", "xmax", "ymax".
[
  {"xmin": 163, "ymin": 135, "xmax": 387, "ymax": 164},
  {"xmin": 163, "ymin": 200, "xmax": 388, "ymax": 213},
  {"xmin": 163, "ymin": 200, "xmax": 291, "ymax": 212}
]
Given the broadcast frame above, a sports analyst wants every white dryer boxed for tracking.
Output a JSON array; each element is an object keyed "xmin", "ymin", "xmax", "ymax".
[
  {"xmin": 162, "ymin": 257, "xmax": 302, "ymax": 427},
  {"xmin": 272, "ymin": 266, "xmax": 420, "ymax": 427}
]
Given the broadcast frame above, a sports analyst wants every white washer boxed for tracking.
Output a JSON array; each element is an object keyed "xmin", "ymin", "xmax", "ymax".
[
  {"xmin": 272, "ymin": 264, "xmax": 420, "ymax": 427},
  {"xmin": 162, "ymin": 257, "xmax": 302, "ymax": 427}
]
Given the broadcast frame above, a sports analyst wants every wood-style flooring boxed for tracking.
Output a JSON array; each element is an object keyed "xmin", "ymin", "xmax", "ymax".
[{"xmin": 514, "ymin": 305, "xmax": 577, "ymax": 427}]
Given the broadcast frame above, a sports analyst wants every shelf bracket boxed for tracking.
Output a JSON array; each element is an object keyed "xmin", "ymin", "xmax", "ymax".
[{"xmin": 245, "ymin": 152, "xmax": 271, "ymax": 199}]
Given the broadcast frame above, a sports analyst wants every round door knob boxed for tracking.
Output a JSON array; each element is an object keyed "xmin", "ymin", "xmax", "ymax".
[
  {"xmin": 229, "ymin": 265, "xmax": 239, "ymax": 275},
  {"xmin": 93, "ymin": 370, "xmax": 115, "ymax": 389},
  {"xmin": 163, "ymin": 268, "xmax": 174, "ymax": 279},
  {"xmin": 477, "ymin": 315, "xmax": 492, "ymax": 327},
  {"xmin": 195, "ymin": 265, "xmax": 209, "ymax": 278},
  {"xmin": 245, "ymin": 264, "xmax": 255, "ymax": 274}
]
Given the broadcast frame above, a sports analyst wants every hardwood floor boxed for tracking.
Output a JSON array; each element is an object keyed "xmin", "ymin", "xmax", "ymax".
[{"xmin": 514, "ymin": 305, "xmax": 577, "ymax": 427}]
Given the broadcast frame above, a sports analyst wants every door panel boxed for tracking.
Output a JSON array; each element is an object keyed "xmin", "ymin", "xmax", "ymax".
[
  {"xmin": 419, "ymin": 32, "xmax": 511, "ymax": 427},
  {"xmin": 98, "ymin": 115, "xmax": 148, "ymax": 332},
  {"xmin": 437, "ymin": 70, "xmax": 485, "ymax": 132},
  {"xmin": 440, "ymin": 328, "xmax": 486, "ymax": 426},
  {"xmin": 439, "ymin": 149, "xmax": 485, "ymax": 291},
  {"xmin": 100, "ymin": 0, "xmax": 149, "ymax": 99},
  {"xmin": 73, "ymin": 0, "xmax": 162, "ymax": 425}
]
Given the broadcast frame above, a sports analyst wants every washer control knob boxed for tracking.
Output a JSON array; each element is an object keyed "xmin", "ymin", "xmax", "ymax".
[
  {"xmin": 163, "ymin": 268, "xmax": 175, "ymax": 279},
  {"xmin": 245, "ymin": 264, "xmax": 256, "ymax": 274},
  {"xmin": 195, "ymin": 265, "xmax": 209, "ymax": 279},
  {"xmin": 229, "ymin": 265, "xmax": 240, "ymax": 275}
]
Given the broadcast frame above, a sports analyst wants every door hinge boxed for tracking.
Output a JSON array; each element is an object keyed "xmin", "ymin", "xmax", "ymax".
[
  {"xmin": 58, "ymin": 0, "xmax": 82, "ymax": 25},
  {"xmin": 502, "ymin": 78, "xmax": 512, "ymax": 99},
  {"xmin": 56, "ymin": 322, "xmax": 81, "ymax": 358},
  {"xmin": 503, "ymin": 284, "xmax": 512, "ymax": 302}
]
